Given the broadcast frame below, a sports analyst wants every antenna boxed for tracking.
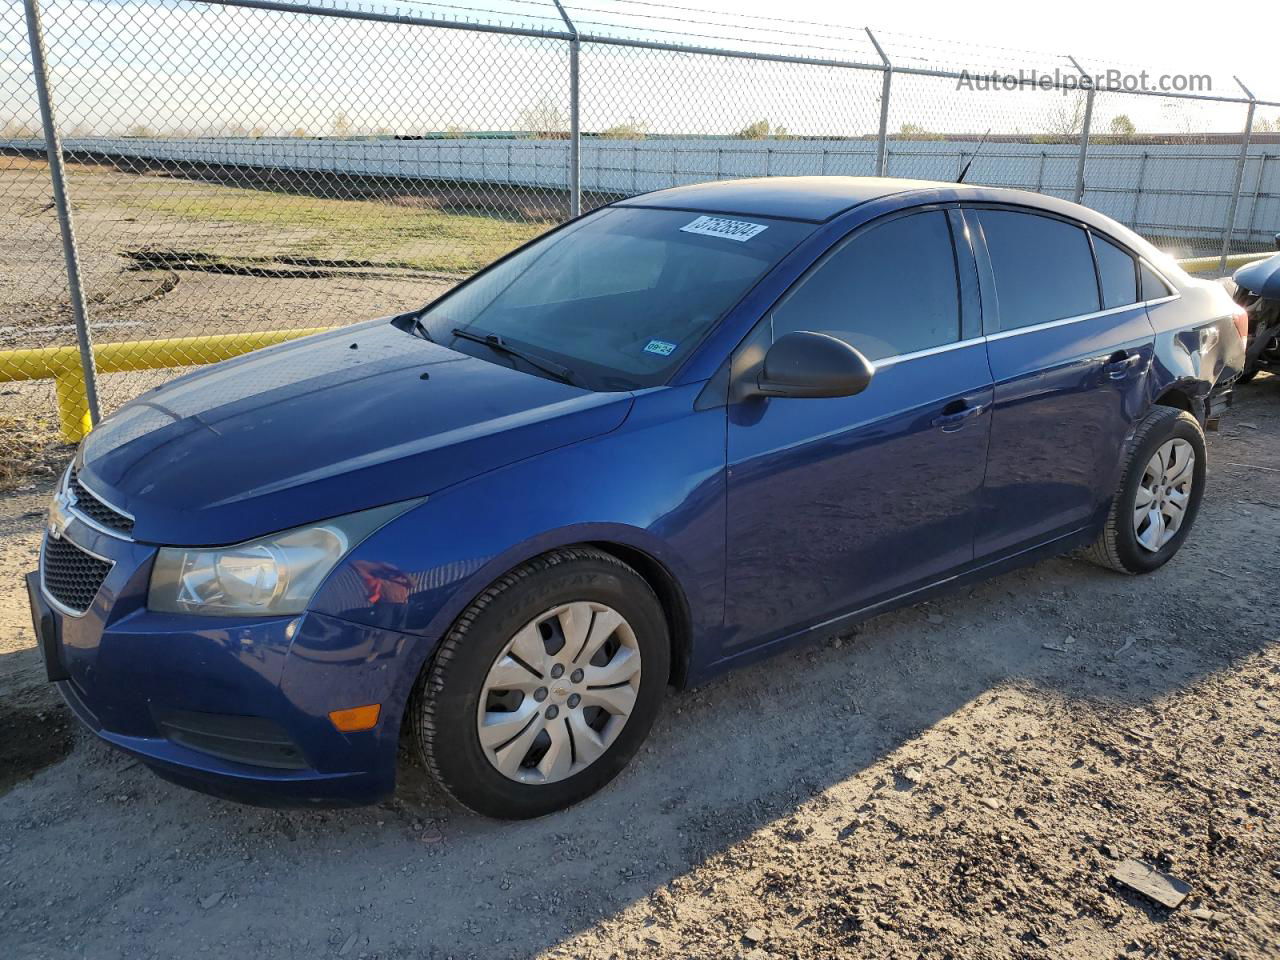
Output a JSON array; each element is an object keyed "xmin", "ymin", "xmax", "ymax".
[{"xmin": 956, "ymin": 128, "xmax": 992, "ymax": 184}]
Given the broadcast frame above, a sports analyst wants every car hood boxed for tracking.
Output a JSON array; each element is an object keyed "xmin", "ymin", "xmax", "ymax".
[
  {"xmin": 1235, "ymin": 253, "xmax": 1280, "ymax": 300},
  {"xmin": 78, "ymin": 320, "xmax": 634, "ymax": 545}
]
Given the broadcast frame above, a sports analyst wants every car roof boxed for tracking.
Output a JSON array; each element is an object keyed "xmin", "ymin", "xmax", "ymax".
[
  {"xmin": 616, "ymin": 176, "xmax": 965, "ymax": 222},
  {"xmin": 614, "ymin": 176, "xmax": 1184, "ymax": 282}
]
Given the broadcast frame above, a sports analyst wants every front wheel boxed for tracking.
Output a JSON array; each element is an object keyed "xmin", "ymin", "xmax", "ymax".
[
  {"xmin": 1085, "ymin": 407, "xmax": 1207, "ymax": 575},
  {"xmin": 408, "ymin": 547, "xmax": 669, "ymax": 819}
]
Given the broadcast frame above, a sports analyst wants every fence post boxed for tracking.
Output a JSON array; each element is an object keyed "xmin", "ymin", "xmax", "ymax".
[
  {"xmin": 1244, "ymin": 154, "xmax": 1267, "ymax": 245},
  {"xmin": 553, "ymin": 0, "xmax": 580, "ymax": 217},
  {"xmin": 1129, "ymin": 151, "xmax": 1147, "ymax": 228},
  {"xmin": 1068, "ymin": 56, "xmax": 1093, "ymax": 204},
  {"xmin": 866, "ymin": 28, "xmax": 891, "ymax": 177},
  {"xmin": 23, "ymin": 0, "xmax": 101, "ymax": 433},
  {"xmin": 1220, "ymin": 76, "xmax": 1256, "ymax": 271}
]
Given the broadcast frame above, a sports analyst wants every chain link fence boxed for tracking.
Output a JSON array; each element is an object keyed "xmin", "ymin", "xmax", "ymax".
[
  {"xmin": 1, "ymin": 0, "xmax": 66, "ymax": 482},
  {"xmin": 2, "ymin": 0, "xmax": 1279, "ymax": 484}
]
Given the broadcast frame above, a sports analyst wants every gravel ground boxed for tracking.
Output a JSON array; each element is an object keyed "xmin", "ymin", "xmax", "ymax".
[{"xmin": 0, "ymin": 376, "xmax": 1278, "ymax": 960}]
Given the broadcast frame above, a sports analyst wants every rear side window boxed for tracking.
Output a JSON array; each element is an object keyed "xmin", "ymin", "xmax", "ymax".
[
  {"xmin": 1140, "ymin": 261, "xmax": 1174, "ymax": 300},
  {"xmin": 1093, "ymin": 234, "xmax": 1139, "ymax": 308},
  {"xmin": 978, "ymin": 210, "xmax": 1100, "ymax": 331},
  {"xmin": 772, "ymin": 210, "xmax": 960, "ymax": 361}
]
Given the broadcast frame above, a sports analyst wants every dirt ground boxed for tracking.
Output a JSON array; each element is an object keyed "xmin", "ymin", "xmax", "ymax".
[{"xmin": 0, "ymin": 374, "xmax": 1277, "ymax": 959}]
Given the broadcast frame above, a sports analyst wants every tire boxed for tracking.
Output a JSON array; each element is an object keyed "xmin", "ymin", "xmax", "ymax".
[
  {"xmin": 1085, "ymin": 407, "xmax": 1207, "ymax": 575},
  {"xmin": 409, "ymin": 547, "xmax": 669, "ymax": 819}
]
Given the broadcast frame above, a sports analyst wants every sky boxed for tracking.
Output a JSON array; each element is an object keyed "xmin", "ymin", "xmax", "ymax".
[
  {"xmin": 2, "ymin": 0, "xmax": 1277, "ymax": 137},
  {"xmin": 390, "ymin": 0, "xmax": 1280, "ymax": 103},
  {"xmin": 769, "ymin": 0, "xmax": 1279, "ymax": 101}
]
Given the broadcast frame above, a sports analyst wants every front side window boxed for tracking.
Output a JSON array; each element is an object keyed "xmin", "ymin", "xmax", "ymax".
[
  {"xmin": 1093, "ymin": 233, "xmax": 1139, "ymax": 308},
  {"xmin": 978, "ymin": 209, "xmax": 1100, "ymax": 331},
  {"xmin": 417, "ymin": 206, "xmax": 812, "ymax": 390},
  {"xmin": 771, "ymin": 210, "xmax": 961, "ymax": 361}
]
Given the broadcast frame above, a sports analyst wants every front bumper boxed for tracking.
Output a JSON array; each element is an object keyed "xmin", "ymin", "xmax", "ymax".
[{"xmin": 28, "ymin": 526, "xmax": 433, "ymax": 806}]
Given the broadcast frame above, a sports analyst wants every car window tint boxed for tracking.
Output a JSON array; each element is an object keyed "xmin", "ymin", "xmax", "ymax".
[
  {"xmin": 978, "ymin": 210, "xmax": 1100, "ymax": 330},
  {"xmin": 1140, "ymin": 261, "xmax": 1174, "ymax": 300},
  {"xmin": 771, "ymin": 211, "xmax": 960, "ymax": 361},
  {"xmin": 1093, "ymin": 234, "xmax": 1139, "ymax": 308}
]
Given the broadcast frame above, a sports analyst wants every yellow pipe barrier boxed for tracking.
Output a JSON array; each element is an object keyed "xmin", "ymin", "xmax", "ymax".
[
  {"xmin": 1178, "ymin": 251, "xmax": 1274, "ymax": 275},
  {"xmin": 0, "ymin": 327, "xmax": 331, "ymax": 442}
]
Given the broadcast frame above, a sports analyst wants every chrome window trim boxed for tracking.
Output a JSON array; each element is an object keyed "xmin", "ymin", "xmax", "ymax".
[
  {"xmin": 39, "ymin": 532, "xmax": 115, "ymax": 620},
  {"xmin": 985, "ymin": 294, "xmax": 1179, "ymax": 343},
  {"xmin": 872, "ymin": 335, "xmax": 987, "ymax": 369},
  {"xmin": 868, "ymin": 289, "xmax": 1180, "ymax": 366},
  {"xmin": 62, "ymin": 465, "xmax": 136, "ymax": 543},
  {"xmin": 986, "ymin": 302, "xmax": 1136, "ymax": 341}
]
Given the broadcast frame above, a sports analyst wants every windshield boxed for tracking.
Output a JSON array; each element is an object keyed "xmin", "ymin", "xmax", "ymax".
[{"xmin": 416, "ymin": 206, "xmax": 812, "ymax": 390}]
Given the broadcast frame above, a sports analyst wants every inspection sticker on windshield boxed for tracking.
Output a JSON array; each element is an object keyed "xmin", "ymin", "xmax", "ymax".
[
  {"xmin": 644, "ymin": 339, "xmax": 678, "ymax": 357},
  {"xmin": 680, "ymin": 215, "xmax": 768, "ymax": 243}
]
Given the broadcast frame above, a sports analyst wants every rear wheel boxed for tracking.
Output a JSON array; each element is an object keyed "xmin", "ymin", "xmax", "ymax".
[
  {"xmin": 409, "ymin": 547, "xmax": 669, "ymax": 819},
  {"xmin": 1086, "ymin": 407, "xmax": 1206, "ymax": 574}
]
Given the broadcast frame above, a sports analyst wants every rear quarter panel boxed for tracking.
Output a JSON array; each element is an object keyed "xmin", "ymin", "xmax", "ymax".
[{"xmin": 1146, "ymin": 278, "xmax": 1245, "ymax": 416}]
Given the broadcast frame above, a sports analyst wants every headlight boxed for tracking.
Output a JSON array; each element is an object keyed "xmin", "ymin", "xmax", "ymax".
[{"xmin": 148, "ymin": 501, "xmax": 417, "ymax": 616}]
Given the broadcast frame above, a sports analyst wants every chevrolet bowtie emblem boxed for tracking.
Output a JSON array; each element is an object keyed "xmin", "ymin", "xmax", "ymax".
[{"xmin": 48, "ymin": 487, "xmax": 74, "ymax": 540}]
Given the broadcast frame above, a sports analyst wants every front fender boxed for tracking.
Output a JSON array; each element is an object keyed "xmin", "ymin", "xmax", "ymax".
[{"xmin": 307, "ymin": 382, "xmax": 727, "ymax": 659}]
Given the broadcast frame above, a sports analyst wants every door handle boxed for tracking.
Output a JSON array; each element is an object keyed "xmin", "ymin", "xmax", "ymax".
[
  {"xmin": 932, "ymin": 403, "xmax": 987, "ymax": 433},
  {"xmin": 1104, "ymin": 351, "xmax": 1143, "ymax": 379}
]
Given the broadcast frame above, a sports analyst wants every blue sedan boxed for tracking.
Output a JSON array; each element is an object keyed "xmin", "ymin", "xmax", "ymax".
[{"xmin": 28, "ymin": 177, "xmax": 1245, "ymax": 818}]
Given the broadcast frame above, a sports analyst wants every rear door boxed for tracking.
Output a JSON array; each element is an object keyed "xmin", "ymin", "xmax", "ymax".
[
  {"xmin": 722, "ymin": 207, "xmax": 993, "ymax": 653},
  {"xmin": 970, "ymin": 207, "xmax": 1155, "ymax": 559}
]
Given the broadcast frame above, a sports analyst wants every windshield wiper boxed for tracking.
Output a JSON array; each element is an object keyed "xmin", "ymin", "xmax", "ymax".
[{"xmin": 450, "ymin": 327, "xmax": 577, "ymax": 385}]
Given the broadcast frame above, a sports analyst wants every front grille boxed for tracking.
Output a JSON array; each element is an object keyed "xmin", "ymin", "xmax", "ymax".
[
  {"xmin": 68, "ymin": 470, "xmax": 134, "ymax": 536},
  {"xmin": 42, "ymin": 536, "xmax": 113, "ymax": 614}
]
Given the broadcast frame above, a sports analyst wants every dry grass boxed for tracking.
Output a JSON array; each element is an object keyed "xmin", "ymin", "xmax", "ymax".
[{"xmin": 127, "ymin": 176, "xmax": 554, "ymax": 274}]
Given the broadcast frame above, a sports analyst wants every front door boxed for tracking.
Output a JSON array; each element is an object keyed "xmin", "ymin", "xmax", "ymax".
[{"xmin": 722, "ymin": 209, "xmax": 993, "ymax": 656}]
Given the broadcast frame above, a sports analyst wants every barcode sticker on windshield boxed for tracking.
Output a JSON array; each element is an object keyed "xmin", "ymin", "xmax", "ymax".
[{"xmin": 680, "ymin": 215, "xmax": 768, "ymax": 243}]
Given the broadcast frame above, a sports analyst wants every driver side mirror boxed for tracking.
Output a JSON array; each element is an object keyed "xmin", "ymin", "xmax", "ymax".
[{"xmin": 749, "ymin": 331, "xmax": 875, "ymax": 399}]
